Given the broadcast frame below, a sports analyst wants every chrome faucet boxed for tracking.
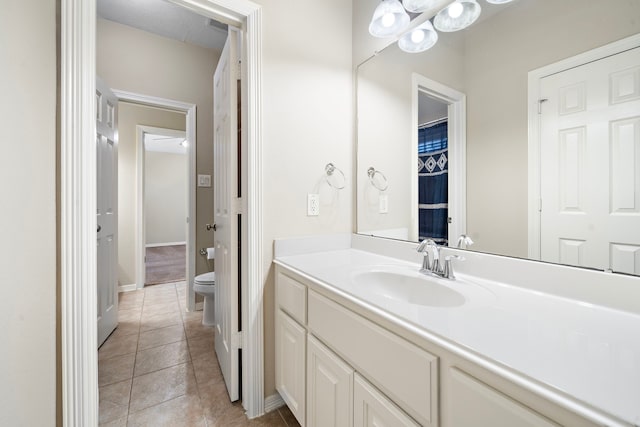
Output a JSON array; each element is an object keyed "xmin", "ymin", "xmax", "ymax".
[
  {"xmin": 416, "ymin": 239, "xmax": 461, "ymax": 280},
  {"xmin": 456, "ymin": 234, "xmax": 474, "ymax": 249}
]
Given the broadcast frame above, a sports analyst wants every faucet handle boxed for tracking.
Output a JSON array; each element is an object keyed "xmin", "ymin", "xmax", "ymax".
[
  {"xmin": 416, "ymin": 239, "xmax": 429, "ymax": 252},
  {"xmin": 443, "ymin": 255, "xmax": 463, "ymax": 280}
]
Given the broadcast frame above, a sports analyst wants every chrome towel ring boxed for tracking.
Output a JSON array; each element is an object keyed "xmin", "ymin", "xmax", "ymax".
[
  {"xmin": 367, "ymin": 167, "xmax": 388, "ymax": 191},
  {"xmin": 325, "ymin": 163, "xmax": 346, "ymax": 190}
]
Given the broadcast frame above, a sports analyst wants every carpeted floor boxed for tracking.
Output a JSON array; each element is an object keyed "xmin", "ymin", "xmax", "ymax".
[{"xmin": 145, "ymin": 244, "xmax": 186, "ymax": 285}]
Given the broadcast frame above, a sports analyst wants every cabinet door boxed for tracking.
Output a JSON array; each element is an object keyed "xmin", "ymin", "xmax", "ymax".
[
  {"xmin": 354, "ymin": 374, "xmax": 420, "ymax": 427},
  {"xmin": 307, "ymin": 335, "xmax": 354, "ymax": 427},
  {"xmin": 276, "ymin": 310, "xmax": 306, "ymax": 426},
  {"xmin": 448, "ymin": 368, "xmax": 559, "ymax": 427}
]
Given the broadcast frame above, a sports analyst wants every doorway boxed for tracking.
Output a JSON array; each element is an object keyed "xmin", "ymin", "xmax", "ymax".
[
  {"xmin": 141, "ymin": 127, "xmax": 188, "ymax": 286},
  {"xmin": 411, "ymin": 73, "xmax": 467, "ymax": 244},
  {"xmin": 60, "ymin": 0, "xmax": 265, "ymax": 423}
]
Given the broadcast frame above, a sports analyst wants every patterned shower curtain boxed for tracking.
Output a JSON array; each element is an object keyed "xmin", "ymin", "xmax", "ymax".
[{"xmin": 418, "ymin": 120, "xmax": 448, "ymax": 244}]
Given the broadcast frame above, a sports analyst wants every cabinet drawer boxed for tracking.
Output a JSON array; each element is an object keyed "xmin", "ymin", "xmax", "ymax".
[
  {"xmin": 276, "ymin": 269, "xmax": 307, "ymax": 325},
  {"xmin": 308, "ymin": 290, "xmax": 438, "ymax": 427},
  {"xmin": 448, "ymin": 368, "xmax": 559, "ymax": 427}
]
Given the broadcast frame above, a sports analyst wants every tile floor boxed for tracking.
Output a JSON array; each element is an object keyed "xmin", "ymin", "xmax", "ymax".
[{"xmin": 98, "ymin": 281, "xmax": 299, "ymax": 427}]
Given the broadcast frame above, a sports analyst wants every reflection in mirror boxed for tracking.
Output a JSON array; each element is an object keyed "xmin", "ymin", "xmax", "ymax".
[{"xmin": 356, "ymin": 0, "xmax": 640, "ymax": 275}]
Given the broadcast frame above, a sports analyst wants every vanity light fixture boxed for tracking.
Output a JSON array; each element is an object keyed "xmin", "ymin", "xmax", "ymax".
[
  {"xmin": 433, "ymin": 0, "xmax": 481, "ymax": 32},
  {"xmin": 369, "ymin": 0, "xmax": 411, "ymax": 38},
  {"xmin": 402, "ymin": 0, "xmax": 442, "ymax": 13},
  {"xmin": 398, "ymin": 20, "xmax": 439, "ymax": 53}
]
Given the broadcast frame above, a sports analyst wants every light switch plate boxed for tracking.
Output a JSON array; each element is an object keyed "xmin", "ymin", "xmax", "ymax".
[
  {"xmin": 198, "ymin": 174, "xmax": 211, "ymax": 187},
  {"xmin": 379, "ymin": 194, "xmax": 388, "ymax": 214},
  {"xmin": 307, "ymin": 193, "xmax": 320, "ymax": 216}
]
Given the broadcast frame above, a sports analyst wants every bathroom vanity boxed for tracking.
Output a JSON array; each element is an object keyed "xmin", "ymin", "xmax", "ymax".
[{"xmin": 274, "ymin": 235, "xmax": 640, "ymax": 427}]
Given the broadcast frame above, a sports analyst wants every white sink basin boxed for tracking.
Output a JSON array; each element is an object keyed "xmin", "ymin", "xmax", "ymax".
[{"xmin": 352, "ymin": 268, "xmax": 466, "ymax": 307}]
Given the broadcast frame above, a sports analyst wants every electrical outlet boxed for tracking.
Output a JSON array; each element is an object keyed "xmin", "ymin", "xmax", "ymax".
[
  {"xmin": 379, "ymin": 194, "xmax": 389, "ymax": 214},
  {"xmin": 307, "ymin": 193, "xmax": 320, "ymax": 216}
]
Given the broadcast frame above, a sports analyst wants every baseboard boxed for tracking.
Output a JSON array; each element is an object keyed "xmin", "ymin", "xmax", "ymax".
[
  {"xmin": 264, "ymin": 393, "xmax": 285, "ymax": 413},
  {"xmin": 118, "ymin": 284, "xmax": 137, "ymax": 293},
  {"xmin": 195, "ymin": 301, "xmax": 204, "ymax": 311},
  {"xmin": 145, "ymin": 241, "xmax": 186, "ymax": 248}
]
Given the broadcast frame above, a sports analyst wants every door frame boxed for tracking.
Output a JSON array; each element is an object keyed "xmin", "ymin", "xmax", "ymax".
[
  {"xmin": 411, "ymin": 73, "xmax": 467, "ymax": 244},
  {"xmin": 135, "ymin": 122, "xmax": 190, "ymax": 293},
  {"xmin": 527, "ymin": 33, "xmax": 640, "ymax": 260},
  {"xmin": 114, "ymin": 91, "xmax": 196, "ymax": 307},
  {"xmin": 60, "ymin": 0, "xmax": 265, "ymax": 424}
]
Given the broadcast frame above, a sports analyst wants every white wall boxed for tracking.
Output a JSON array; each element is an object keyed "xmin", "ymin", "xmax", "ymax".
[
  {"xmin": 145, "ymin": 151, "xmax": 187, "ymax": 245},
  {"xmin": 0, "ymin": 1, "xmax": 57, "ymax": 425},
  {"xmin": 257, "ymin": 0, "xmax": 354, "ymax": 396},
  {"xmin": 97, "ymin": 18, "xmax": 218, "ymax": 278},
  {"xmin": 117, "ymin": 102, "xmax": 186, "ymax": 285}
]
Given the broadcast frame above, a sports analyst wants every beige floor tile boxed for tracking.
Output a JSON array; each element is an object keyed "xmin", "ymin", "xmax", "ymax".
[
  {"xmin": 181, "ymin": 309, "xmax": 203, "ymax": 322},
  {"xmin": 127, "ymin": 394, "xmax": 206, "ymax": 427},
  {"xmin": 138, "ymin": 324, "xmax": 186, "ymax": 350},
  {"xmin": 98, "ymin": 416, "xmax": 127, "ymax": 427},
  {"xmin": 98, "ymin": 353, "xmax": 135, "ymax": 387},
  {"xmin": 99, "ymin": 379, "xmax": 131, "ymax": 425},
  {"xmin": 249, "ymin": 410, "xmax": 287, "ymax": 427},
  {"xmin": 191, "ymin": 353, "xmax": 223, "ymax": 387},
  {"xmin": 198, "ymin": 380, "xmax": 233, "ymax": 421},
  {"xmin": 129, "ymin": 362, "xmax": 198, "ymax": 413},
  {"xmin": 205, "ymin": 401, "xmax": 249, "ymax": 427},
  {"xmin": 134, "ymin": 340, "xmax": 190, "ymax": 377},
  {"xmin": 142, "ymin": 301, "xmax": 180, "ymax": 316},
  {"xmin": 277, "ymin": 405, "xmax": 301, "ymax": 427},
  {"xmin": 108, "ymin": 319, "xmax": 140, "ymax": 341},
  {"xmin": 140, "ymin": 311, "xmax": 182, "ymax": 332},
  {"xmin": 118, "ymin": 307, "xmax": 142, "ymax": 322},
  {"xmin": 187, "ymin": 334, "xmax": 215, "ymax": 360},
  {"xmin": 98, "ymin": 333, "xmax": 138, "ymax": 361},
  {"xmin": 183, "ymin": 319, "xmax": 214, "ymax": 339}
]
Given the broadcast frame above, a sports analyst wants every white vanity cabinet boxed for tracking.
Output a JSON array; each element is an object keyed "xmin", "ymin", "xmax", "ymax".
[
  {"xmin": 275, "ymin": 263, "xmax": 604, "ymax": 427},
  {"xmin": 275, "ymin": 266, "xmax": 436, "ymax": 427}
]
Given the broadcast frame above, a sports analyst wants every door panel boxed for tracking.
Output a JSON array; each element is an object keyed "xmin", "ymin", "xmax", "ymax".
[
  {"xmin": 96, "ymin": 77, "xmax": 118, "ymax": 347},
  {"xmin": 540, "ymin": 47, "xmax": 640, "ymax": 274},
  {"xmin": 213, "ymin": 31, "xmax": 240, "ymax": 401}
]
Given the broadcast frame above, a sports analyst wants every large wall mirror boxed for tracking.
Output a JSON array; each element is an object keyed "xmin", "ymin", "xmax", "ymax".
[{"xmin": 356, "ymin": 0, "xmax": 640, "ymax": 275}]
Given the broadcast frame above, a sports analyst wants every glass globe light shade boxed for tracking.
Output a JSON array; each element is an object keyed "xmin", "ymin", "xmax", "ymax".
[
  {"xmin": 402, "ymin": 0, "xmax": 441, "ymax": 13},
  {"xmin": 369, "ymin": 0, "xmax": 410, "ymax": 38},
  {"xmin": 433, "ymin": 0, "xmax": 481, "ymax": 32},
  {"xmin": 398, "ymin": 20, "xmax": 439, "ymax": 53}
]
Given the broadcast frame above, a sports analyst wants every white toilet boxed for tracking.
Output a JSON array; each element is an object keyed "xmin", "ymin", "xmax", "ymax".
[
  {"xmin": 194, "ymin": 272, "xmax": 216, "ymax": 326},
  {"xmin": 194, "ymin": 247, "xmax": 216, "ymax": 326}
]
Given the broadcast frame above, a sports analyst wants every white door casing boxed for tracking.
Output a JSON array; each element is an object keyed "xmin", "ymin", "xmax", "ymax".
[
  {"xmin": 61, "ymin": 0, "xmax": 264, "ymax": 424},
  {"xmin": 96, "ymin": 77, "xmax": 119, "ymax": 347},
  {"xmin": 538, "ymin": 46, "xmax": 640, "ymax": 274},
  {"xmin": 411, "ymin": 73, "xmax": 467, "ymax": 245},
  {"xmin": 214, "ymin": 29, "xmax": 241, "ymax": 401}
]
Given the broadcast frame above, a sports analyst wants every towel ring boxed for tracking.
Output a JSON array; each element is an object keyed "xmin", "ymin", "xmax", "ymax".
[
  {"xmin": 325, "ymin": 163, "xmax": 346, "ymax": 190},
  {"xmin": 367, "ymin": 167, "xmax": 388, "ymax": 191}
]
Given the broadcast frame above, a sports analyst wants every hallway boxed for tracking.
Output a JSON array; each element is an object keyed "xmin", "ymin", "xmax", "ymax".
[{"xmin": 98, "ymin": 281, "xmax": 297, "ymax": 426}]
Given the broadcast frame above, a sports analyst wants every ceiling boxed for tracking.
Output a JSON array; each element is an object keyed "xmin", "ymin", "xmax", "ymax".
[{"xmin": 97, "ymin": 0, "xmax": 228, "ymax": 51}]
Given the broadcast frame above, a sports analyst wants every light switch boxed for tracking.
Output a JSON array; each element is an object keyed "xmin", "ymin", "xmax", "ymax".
[{"xmin": 198, "ymin": 174, "xmax": 211, "ymax": 187}]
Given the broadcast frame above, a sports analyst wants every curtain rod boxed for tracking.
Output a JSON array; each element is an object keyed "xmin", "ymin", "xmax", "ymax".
[{"xmin": 419, "ymin": 117, "xmax": 448, "ymax": 129}]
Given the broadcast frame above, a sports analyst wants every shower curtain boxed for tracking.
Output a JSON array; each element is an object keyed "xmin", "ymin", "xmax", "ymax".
[{"xmin": 418, "ymin": 120, "xmax": 448, "ymax": 244}]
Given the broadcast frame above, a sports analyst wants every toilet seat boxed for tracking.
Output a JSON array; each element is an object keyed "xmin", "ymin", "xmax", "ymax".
[{"xmin": 194, "ymin": 272, "xmax": 215, "ymax": 285}]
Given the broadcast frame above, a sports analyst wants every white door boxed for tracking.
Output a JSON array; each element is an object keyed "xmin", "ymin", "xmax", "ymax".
[
  {"xmin": 213, "ymin": 31, "xmax": 240, "ymax": 401},
  {"xmin": 540, "ymin": 47, "xmax": 640, "ymax": 274},
  {"xmin": 96, "ymin": 77, "xmax": 119, "ymax": 347}
]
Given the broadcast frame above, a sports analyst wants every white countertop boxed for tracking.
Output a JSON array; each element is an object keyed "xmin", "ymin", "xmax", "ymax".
[{"xmin": 275, "ymin": 248, "xmax": 640, "ymax": 426}]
